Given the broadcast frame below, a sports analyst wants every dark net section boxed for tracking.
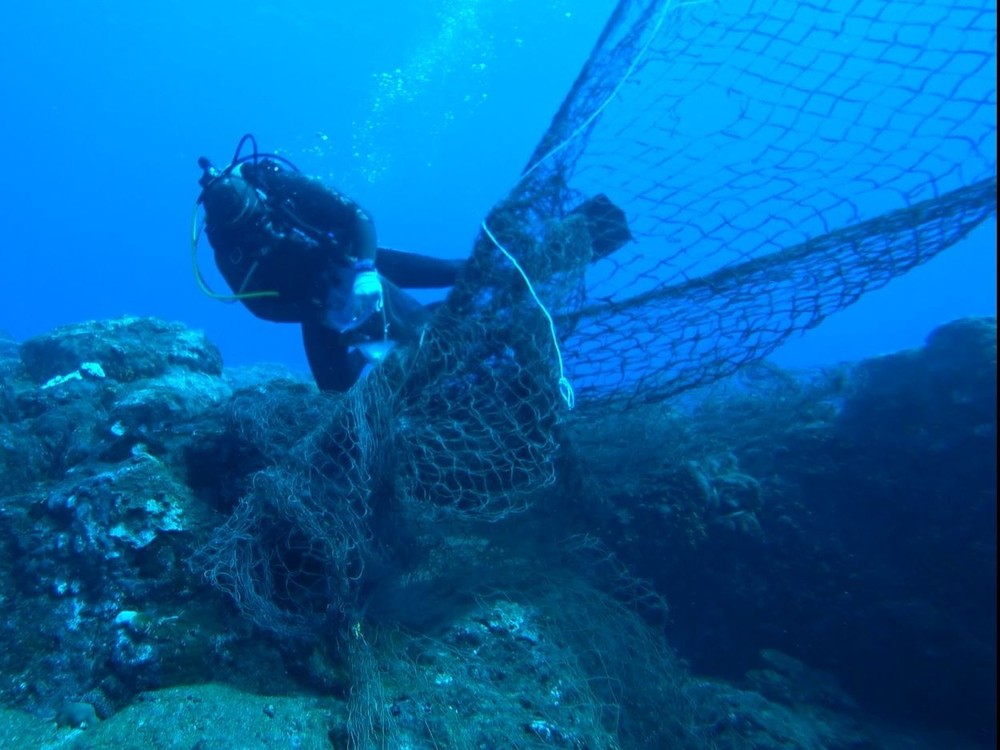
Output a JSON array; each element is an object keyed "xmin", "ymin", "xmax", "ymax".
[
  {"xmin": 194, "ymin": 387, "xmax": 382, "ymax": 637},
  {"xmin": 479, "ymin": 0, "xmax": 997, "ymax": 407}
]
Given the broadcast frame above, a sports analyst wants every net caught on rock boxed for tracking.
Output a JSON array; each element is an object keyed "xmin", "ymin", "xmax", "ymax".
[{"xmin": 197, "ymin": 0, "xmax": 997, "ymax": 639}]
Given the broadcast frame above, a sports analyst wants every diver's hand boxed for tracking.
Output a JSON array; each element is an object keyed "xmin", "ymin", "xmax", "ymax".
[{"xmin": 351, "ymin": 269, "xmax": 384, "ymax": 323}]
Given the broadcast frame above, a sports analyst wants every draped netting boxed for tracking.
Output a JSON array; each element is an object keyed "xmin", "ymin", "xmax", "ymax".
[
  {"xmin": 197, "ymin": 0, "xmax": 996, "ymax": 649},
  {"xmin": 477, "ymin": 0, "xmax": 997, "ymax": 407}
]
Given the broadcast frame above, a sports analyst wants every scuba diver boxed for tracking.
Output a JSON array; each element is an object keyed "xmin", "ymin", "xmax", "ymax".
[
  {"xmin": 194, "ymin": 134, "xmax": 464, "ymax": 391},
  {"xmin": 193, "ymin": 134, "xmax": 633, "ymax": 393}
]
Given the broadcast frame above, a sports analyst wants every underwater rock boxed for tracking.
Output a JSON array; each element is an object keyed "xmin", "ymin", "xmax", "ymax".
[
  {"xmin": 55, "ymin": 700, "xmax": 99, "ymax": 729},
  {"xmin": 682, "ymin": 678, "xmax": 874, "ymax": 750},
  {"xmin": 563, "ymin": 317, "xmax": 997, "ymax": 745},
  {"xmin": 0, "ymin": 329, "xmax": 19, "ymax": 388},
  {"xmin": 746, "ymin": 649, "xmax": 858, "ymax": 712},
  {"xmin": 2, "ymin": 313, "xmax": 993, "ymax": 748},
  {"xmin": 838, "ymin": 315, "xmax": 996, "ymax": 452},
  {"xmin": 2, "ymin": 684, "xmax": 336, "ymax": 749},
  {"xmin": 19, "ymin": 316, "xmax": 223, "ymax": 385},
  {"xmin": 0, "ymin": 317, "xmax": 301, "ymax": 727}
]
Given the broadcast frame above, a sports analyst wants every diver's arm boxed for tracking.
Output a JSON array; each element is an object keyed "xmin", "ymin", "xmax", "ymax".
[
  {"xmin": 326, "ymin": 190, "xmax": 382, "ymax": 328},
  {"xmin": 350, "ymin": 204, "xmax": 378, "ymax": 266},
  {"xmin": 375, "ymin": 247, "xmax": 464, "ymax": 288}
]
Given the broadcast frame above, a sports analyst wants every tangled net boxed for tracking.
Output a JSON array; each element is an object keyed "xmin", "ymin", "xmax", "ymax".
[{"xmin": 197, "ymin": 0, "xmax": 996, "ymax": 662}]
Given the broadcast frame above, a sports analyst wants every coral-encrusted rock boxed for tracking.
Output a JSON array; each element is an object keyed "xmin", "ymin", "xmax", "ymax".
[
  {"xmin": 839, "ymin": 316, "xmax": 997, "ymax": 451},
  {"xmin": 19, "ymin": 317, "xmax": 222, "ymax": 385},
  {"xmin": 0, "ymin": 317, "xmax": 297, "ymax": 726}
]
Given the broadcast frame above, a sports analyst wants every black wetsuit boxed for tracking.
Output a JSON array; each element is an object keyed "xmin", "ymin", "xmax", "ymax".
[{"xmin": 199, "ymin": 158, "xmax": 463, "ymax": 391}]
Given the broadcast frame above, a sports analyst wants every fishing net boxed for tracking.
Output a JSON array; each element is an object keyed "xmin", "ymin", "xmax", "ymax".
[
  {"xmin": 480, "ymin": 0, "xmax": 997, "ymax": 408},
  {"xmin": 197, "ymin": 0, "xmax": 996, "ymax": 642},
  {"xmin": 390, "ymin": 0, "xmax": 997, "ymax": 511},
  {"xmin": 345, "ymin": 573, "xmax": 688, "ymax": 750}
]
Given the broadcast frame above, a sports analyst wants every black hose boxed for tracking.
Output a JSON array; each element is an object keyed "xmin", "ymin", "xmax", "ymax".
[{"xmin": 230, "ymin": 133, "xmax": 259, "ymax": 167}]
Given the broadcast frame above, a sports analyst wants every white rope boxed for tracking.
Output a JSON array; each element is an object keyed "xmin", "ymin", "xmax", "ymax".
[{"xmin": 481, "ymin": 221, "xmax": 576, "ymax": 410}]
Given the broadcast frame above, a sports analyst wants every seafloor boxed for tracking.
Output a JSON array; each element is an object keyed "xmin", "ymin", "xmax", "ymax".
[{"xmin": 0, "ymin": 316, "xmax": 994, "ymax": 750}]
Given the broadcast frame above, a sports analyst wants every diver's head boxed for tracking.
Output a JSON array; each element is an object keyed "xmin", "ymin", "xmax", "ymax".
[{"xmin": 198, "ymin": 161, "xmax": 263, "ymax": 228}]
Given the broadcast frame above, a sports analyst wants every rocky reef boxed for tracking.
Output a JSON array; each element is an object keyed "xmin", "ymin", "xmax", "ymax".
[{"xmin": 0, "ymin": 316, "xmax": 994, "ymax": 749}]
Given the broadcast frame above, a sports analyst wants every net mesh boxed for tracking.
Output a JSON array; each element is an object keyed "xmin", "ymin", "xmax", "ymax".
[
  {"xmin": 197, "ymin": 0, "xmax": 996, "ymax": 648},
  {"xmin": 345, "ymin": 575, "xmax": 688, "ymax": 750},
  {"xmin": 484, "ymin": 0, "xmax": 997, "ymax": 407}
]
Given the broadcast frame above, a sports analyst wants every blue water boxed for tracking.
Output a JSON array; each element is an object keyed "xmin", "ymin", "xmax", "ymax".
[{"xmin": 0, "ymin": 0, "xmax": 995, "ymax": 375}]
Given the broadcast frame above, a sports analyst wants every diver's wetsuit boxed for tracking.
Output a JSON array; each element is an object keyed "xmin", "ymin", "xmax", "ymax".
[{"xmin": 198, "ymin": 157, "xmax": 463, "ymax": 391}]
